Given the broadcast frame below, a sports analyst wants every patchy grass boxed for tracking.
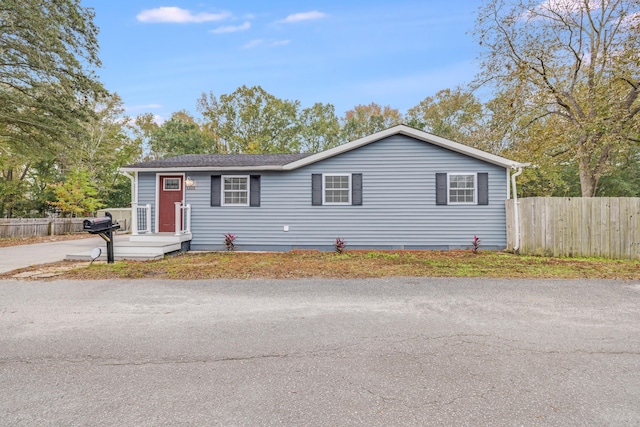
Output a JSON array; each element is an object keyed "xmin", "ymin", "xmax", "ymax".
[{"xmin": 3, "ymin": 250, "xmax": 639, "ymax": 281}]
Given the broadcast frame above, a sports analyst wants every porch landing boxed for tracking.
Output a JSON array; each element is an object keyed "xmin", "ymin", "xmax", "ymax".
[{"xmin": 65, "ymin": 233, "xmax": 192, "ymax": 261}]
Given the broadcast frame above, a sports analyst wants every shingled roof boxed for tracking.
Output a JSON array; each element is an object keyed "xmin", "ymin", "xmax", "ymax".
[{"xmin": 124, "ymin": 153, "xmax": 313, "ymax": 170}]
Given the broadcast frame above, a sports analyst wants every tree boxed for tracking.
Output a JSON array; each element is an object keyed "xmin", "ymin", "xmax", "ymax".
[
  {"xmin": 475, "ymin": 0, "xmax": 640, "ymax": 196},
  {"xmin": 0, "ymin": 0, "xmax": 105, "ymax": 158},
  {"xmin": 198, "ymin": 86, "xmax": 301, "ymax": 154},
  {"xmin": 132, "ymin": 113, "xmax": 161, "ymax": 161},
  {"xmin": 340, "ymin": 103, "xmax": 403, "ymax": 142},
  {"xmin": 298, "ymin": 103, "xmax": 341, "ymax": 152},
  {"xmin": 0, "ymin": 0, "xmax": 106, "ymax": 216},
  {"xmin": 148, "ymin": 110, "xmax": 216, "ymax": 158},
  {"xmin": 49, "ymin": 168, "xmax": 103, "ymax": 217},
  {"xmin": 406, "ymin": 87, "xmax": 486, "ymax": 145}
]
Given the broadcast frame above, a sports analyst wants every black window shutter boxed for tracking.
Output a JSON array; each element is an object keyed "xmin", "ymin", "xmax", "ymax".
[
  {"xmin": 211, "ymin": 175, "xmax": 221, "ymax": 206},
  {"xmin": 312, "ymin": 174, "xmax": 322, "ymax": 206},
  {"xmin": 435, "ymin": 173, "xmax": 447, "ymax": 205},
  {"xmin": 477, "ymin": 172, "xmax": 489, "ymax": 205},
  {"xmin": 352, "ymin": 173, "xmax": 363, "ymax": 206},
  {"xmin": 250, "ymin": 175, "xmax": 261, "ymax": 207}
]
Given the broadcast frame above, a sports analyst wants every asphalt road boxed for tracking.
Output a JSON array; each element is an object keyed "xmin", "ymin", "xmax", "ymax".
[{"xmin": 1, "ymin": 277, "xmax": 639, "ymax": 426}]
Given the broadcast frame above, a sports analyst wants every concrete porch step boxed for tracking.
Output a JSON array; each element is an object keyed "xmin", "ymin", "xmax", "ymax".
[
  {"xmin": 65, "ymin": 233, "xmax": 191, "ymax": 261},
  {"xmin": 129, "ymin": 232, "xmax": 192, "ymax": 243}
]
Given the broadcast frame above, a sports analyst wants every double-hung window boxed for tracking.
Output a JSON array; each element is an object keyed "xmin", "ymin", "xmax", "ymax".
[
  {"xmin": 448, "ymin": 173, "xmax": 476, "ymax": 204},
  {"xmin": 323, "ymin": 174, "xmax": 351, "ymax": 205},
  {"xmin": 222, "ymin": 176, "xmax": 249, "ymax": 206},
  {"xmin": 311, "ymin": 173, "xmax": 362, "ymax": 206},
  {"xmin": 435, "ymin": 172, "xmax": 488, "ymax": 206}
]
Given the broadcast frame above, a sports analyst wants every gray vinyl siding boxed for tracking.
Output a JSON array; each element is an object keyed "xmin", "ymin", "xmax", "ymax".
[
  {"xmin": 177, "ymin": 135, "xmax": 509, "ymax": 250},
  {"xmin": 138, "ymin": 172, "xmax": 156, "ymax": 232}
]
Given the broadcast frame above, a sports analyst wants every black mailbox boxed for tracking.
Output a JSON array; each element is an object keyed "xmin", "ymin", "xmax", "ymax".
[
  {"xmin": 83, "ymin": 212, "xmax": 120, "ymax": 263},
  {"xmin": 83, "ymin": 216, "xmax": 120, "ymax": 234}
]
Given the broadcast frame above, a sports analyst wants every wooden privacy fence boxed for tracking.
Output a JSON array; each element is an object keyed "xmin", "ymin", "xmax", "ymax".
[
  {"xmin": 0, "ymin": 218, "xmax": 86, "ymax": 239},
  {"xmin": 506, "ymin": 197, "xmax": 640, "ymax": 259}
]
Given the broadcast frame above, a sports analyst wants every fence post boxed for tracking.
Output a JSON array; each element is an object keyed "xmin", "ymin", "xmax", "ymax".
[
  {"xmin": 48, "ymin": 220, "xmax": 54, "ymax": 236},
  {"xmin": 131, "ymin": 202, "xmax": 138, "ymax": 235},
  {"xmin": 146, "ymin": 204, "xmax": 152, "ymax": 233},
  {"xmin": 186, "ymin": 204, "xmax": 191, "ymax": 234},
  {"xmin": 174, "ymin": 202, "xmax": 181, "ymax": 236}
]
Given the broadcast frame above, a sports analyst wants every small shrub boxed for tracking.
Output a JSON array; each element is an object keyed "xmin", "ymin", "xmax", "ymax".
[
  {"xmin": 335, "ymin": 237, "xmax": 346, "ymax": 254},
  {"xmin": 224, "ymin": 233, "xmax": 236, "ymax": 252},
  {"xmin": 471, "ymin": 235, "xmax": 481, "ymax": 254}
]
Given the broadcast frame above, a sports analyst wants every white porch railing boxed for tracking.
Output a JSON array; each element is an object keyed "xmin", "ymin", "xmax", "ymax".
[
  {"xmin": 174, "ymin": 202, "xmax": 191, "ymax": 236},
  {"xmin": 131, "ymin": 202, "xmax": 152, "ymax": 235}
]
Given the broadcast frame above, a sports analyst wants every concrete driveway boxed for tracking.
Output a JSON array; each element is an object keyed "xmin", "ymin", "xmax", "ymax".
[
  {"xmin": 0, "ymin": 235, "xmax": 129, "ymax": 273},
  {"xmin": 1, "ymin": 277, "xmax": 639, "ymax": 425}
]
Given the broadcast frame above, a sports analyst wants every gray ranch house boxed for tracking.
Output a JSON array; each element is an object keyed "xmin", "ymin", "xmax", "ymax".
[{"xmin": 120, "ymin": 125, "xmax": 527, "ymax": 252}]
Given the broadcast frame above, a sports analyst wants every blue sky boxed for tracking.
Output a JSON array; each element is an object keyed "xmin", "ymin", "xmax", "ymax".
[{"xmin": 84, "ymin": 0, "xmax": 483, "ymax": 122}]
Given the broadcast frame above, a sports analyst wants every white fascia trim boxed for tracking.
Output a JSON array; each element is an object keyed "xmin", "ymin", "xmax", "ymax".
[
  {"xmin": 120, "ymin": 165, "xmax": 285, "ymax": 173},
  {"xmin": 283, "ymin": 124, "xmax": 529, "ymax": 170}
]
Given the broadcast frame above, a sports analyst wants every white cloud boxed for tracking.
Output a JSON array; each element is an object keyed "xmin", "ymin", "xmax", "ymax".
[
  {"xmin": 242, "ymin": 39, "xmax": 291, "ymax": 49},
  {"xmin": 211, "ymin": 21, "xmax": 251, "ymax": 34},
  {"xmin": 152, "ymin": 114, "xmax": 165, "ymax": 125},
  {"xmin": 524, "ymin": 0, "xmax": 602, "ymax": 19},
  {"xmin": 137, "ymin": 7, "xmax": 230, "ymax": 23},
  {"xmin": 277, "ymin": 11, "xmax": 327, "ymax": 24},
  {"xmin": 243, "ymin": 39, "xmax": 264, "ymax": 49}
]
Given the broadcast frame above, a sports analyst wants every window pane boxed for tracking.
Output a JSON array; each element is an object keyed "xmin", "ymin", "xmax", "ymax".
[
  {"xmin": 224, "ymin": 191, "xmax": 247, "ymax": 205},
  {"xmin": 325, "ymin": 176, "xmax": 348, "ymax": 189},
  {"xmin": 326, "ymin": 189, "xmax": 349, "ymax": 203},
  {"xmin": 224, "ymin": 177, "xmax": 247, "ymax": 191},
  {"xmin": 164, "ymin": 178, "xmax": 180, "ymax": 190}
]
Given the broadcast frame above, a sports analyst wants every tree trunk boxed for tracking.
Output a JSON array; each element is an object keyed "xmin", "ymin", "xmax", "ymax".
[{"xmin": 578, "ymin": 158, "xmax": 597, "ymax": 197}]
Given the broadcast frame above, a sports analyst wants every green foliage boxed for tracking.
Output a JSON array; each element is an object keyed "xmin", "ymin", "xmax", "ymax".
[
  {"xmin": 48, "ymin": 168, "xmax": 103, "ymax": 217},
  {"xmin": 340, "ymin": 103, "xmax": 403, "ymax": 142},
  {"xmin": 149, "ymin": 110, "xmax": 216, "ymax": 157},
  {"xmin": 299, "ymin": 103, "xmax": 341, "ymax": 152},
  {"xmin": 0, "ymin": 0, "xmax": 106, "ymax": 159},
  {"xmin": 198, "ymin": 85, "xmax": 301, "ymax": 154},
  {"xmin": 406, "ymin": 87, "xmax": 486, "ymax": 145}
]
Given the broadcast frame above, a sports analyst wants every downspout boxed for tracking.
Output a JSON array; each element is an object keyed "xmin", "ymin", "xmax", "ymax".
[
  {"xmin": 120, "ymin": 171, "xmax": 137, "ymax": 204},
  {"xmin": 510, "ymin": 166, "xmax": 524, "ymax": 252}
]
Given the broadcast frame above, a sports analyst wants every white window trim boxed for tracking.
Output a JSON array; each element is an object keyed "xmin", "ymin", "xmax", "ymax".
[
  {"xmin": 221, "ymin": 175, "xmax": 250, "ymax": 206},
  {"xmin": 322, "ymin": 173, "xmax": 351, "ymax": 205},
  {"xmin": 163, "ymin": 177, "xmax": 181, "ymax": 191},
  {"xmin": 447, "ymin": 173, "xmax": 477, "ymax": 205}
]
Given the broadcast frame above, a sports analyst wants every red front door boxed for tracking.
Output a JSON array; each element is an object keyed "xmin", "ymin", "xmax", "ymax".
[{"xmin": 158, "ymin": 175, "xmax": 183, "ymax": 232}]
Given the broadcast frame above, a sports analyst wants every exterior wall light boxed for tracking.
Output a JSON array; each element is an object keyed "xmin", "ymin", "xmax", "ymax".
[{"xmin": 185, "ymin": 176, "xmax": 196, "ymax": 190}]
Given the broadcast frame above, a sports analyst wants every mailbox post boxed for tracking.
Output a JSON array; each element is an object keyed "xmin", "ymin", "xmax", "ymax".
[{"xmin": 83, "ymin": 212, "xmax": 121, "ymax": 263}]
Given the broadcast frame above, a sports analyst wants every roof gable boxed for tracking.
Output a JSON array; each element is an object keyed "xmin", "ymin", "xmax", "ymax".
[{"xmin": 284, "ymin": 125, "xmax": 526, "ymax": 170}]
